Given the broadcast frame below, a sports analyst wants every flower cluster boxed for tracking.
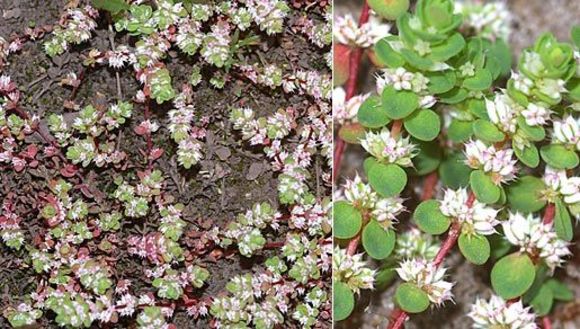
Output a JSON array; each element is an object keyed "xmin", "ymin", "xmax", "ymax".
[
  {"xmin": 464, "ymin": 140, "xmax": 517, "ymax": 184},
  {"xmin": 333, "ymin": 247, "xmax": 375, "ymax": 294},
  {"xmin": 44, "ymin": 6, "xmax": 99, "ymax": 57},
  {"xmin": 360, "ymin": 129, "xmax": 417, "ymax": 167},
  {"xmin": 394, "ymin": 228, "xmax": 440, "ymax": 261},
  {"xmin": 334, "ymin": 14, "xmax": 390, "ymax": 48},
  {"xmin": 502, "ymin": 212, "xmax": 571, "ymax": 271},
  {"xmin": 396, "ymin": 258, "xmax": 454, "ymax": 305},
  {"xmin": 455, "ymin": 1, "xmax": 512, "ymax": 40},
  {"xmin": 439, "ymin": 188, "xmax": 500, "ymax": 236},
  {"xmin": 468, "ymin": 295, "xmax": 537, "ymax": 329}
]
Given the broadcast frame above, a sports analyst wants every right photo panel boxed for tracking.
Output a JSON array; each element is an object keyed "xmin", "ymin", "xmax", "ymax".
[{"xmin": 333, "ymin": 0, "xmax": 580, "ymax": 328}]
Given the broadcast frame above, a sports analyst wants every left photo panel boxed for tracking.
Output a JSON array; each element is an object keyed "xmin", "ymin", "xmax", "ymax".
[{"xmin": 0, "ymin": 0, "xmax": 332, "ymax": 328}]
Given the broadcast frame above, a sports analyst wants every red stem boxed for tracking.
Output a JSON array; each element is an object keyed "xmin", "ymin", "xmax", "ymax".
[
  {"xmin": 542, "ymin": 203, "xmax": 555, "ymax": 225},
  {"xmin": 542, "ymin": 316, "xmax": 552, "ymax": 329},
  {"xmin": 390, "ymin": 120, "xmax": 402, "ymax": 138},
  {"xmin": 333, "ymin": 1, "xmax": 370, "ymax": 183},
  {"xmin": 421, "ymin": 172, "xmax": 438, "ymax": 201},
  {"xmin": 346, "ymin": 235, "xmax": 361, "ymax": 256},
  {"xmin": 143, "ymin": 100, "xmax": 153, "ymax": 169},
  {"xmin": 387, "ymin": 191, "xmax": 475, "ymax": 329}
]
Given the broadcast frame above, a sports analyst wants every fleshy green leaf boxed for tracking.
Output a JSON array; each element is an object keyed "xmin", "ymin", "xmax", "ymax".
[
  {"xmin": 463, "ymin": 69, "xmax": 493, "ymax": 91},
  {"xmin": 439, "ymin": 153, "xmax": 471, "ymax": 189},
  {"xmin": 491, "ymin": 253, "xmax": 536, "ymax": 299},
  {"xmin": 381, "ymin": 87, "xmax": 419, "ymax": 120},
  {"xmin": 472, "ymin": 119, "xmax": 505, "ymax": 143},
  {"xmin": 545, "ymin": 279, "xmax": 574, "ymax": 301},
  {"xmin": 358, "ymin": 96, "xmax": 390, "ymax": 128},
  {"xmin": 334, "ymin": 201, "xmax": 362, "ymax": 239},
  {"xmin": 412, "ymin": 140, "xmax": 442, "ymax": 175},
  {"xmin": 554, "ymin": 198, "xmax": 573, "ymax": 241},
  {"xmin": 517, "ymin": 116, "xmax": 545, "ymax": 141},
  {"xmin": 413, "ymin": 200, "xmax": 450, "ymax": 235},
  {"xmin": 395, "ymin": 283, "xmax": 430, "ymax": 314},
  {"xmin": 540, "ymin": 144, "xmax": 579, "ymax": 169},
  {"xmin": 458, "ymin": 233, "xmax": 490, "ymax": 265},
  {"xmin": 368, "ymin": 163, "xmax": 407, "ymax": 197},
  {"xmin": 404, "ymin": 109, "xmax": 441, "ymax": 141},
  {"xmin": 529, "ymin": 284, "xmax": 554, "ymax": 316},
  {"xmin": 429, "ymin": 33, "xmax": 466, "ymax": 62},
  {"xmin": 426, "ymin": 70, "xmax": 456, "ymax": 94},
  {"xmin": 362, "ymin": 220, "xmax": 396, "ymax": 259},
  {"xmin": 368, "ymin": 0, "xmax": 410, "ymax": 21},
  {"xmin": 505, "ymin": 176, "xmax": 547, "ymax": 213},
  {"xmin": 374, "ymin": 38, "xmax": 406, "ymax": 68},
  {"xmin": 447, "ymin": 120, "xmax": 473, "ymax": 143},
  {"xmin": 93, "ymin": 0, "xmax": 130, "ymax": 13},
  {"xmin": 439, "ymin": 88, "xmax": 468, "ymax": 104},
  {"xmin": 339, "ymin": 123, "xmax": 366, "ymax": 144},
  {"xmin": 470, "ymin": 170, "xmax": 500, "ymax": 204},
  {"xmin": 514, "ymin": 143, "xmax": 539, "ymax": 168},
  {"xmin": 334, "ymin": 282, "xmax": 355, "ymax": 321}
]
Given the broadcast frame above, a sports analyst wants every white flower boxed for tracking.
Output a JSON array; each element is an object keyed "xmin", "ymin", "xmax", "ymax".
[
  {"xmin": 552, "ymin": 115, "xmax": 580, "ymax": 151},
  {"xmin": 360, "ymin": 129, "xmax": 417, "ymax": 167},
  {"xmin": 464, "ymin": 140, "xmax": 517, "ymax": 184},
  {"xmin": 543, "ymin": 166, "xmax": 567, "ymax": 191},
  {"xmin": 334, "ymin": 14, "xmax": 390, "ymax": 48},
  {"xmin": 485, "ymin": 93, "xmax": 517, "ymax": 133},
  {"xmin": 468, "ymin": 295, "xmax": 537, "ymax": 329},
  {"xmin": 537, "ymin": 78, "xmax": 567, "ymax": 100},
  {"xmin": 395, "ymin": 228, "xmax": 440, "ymax": 260},
  {"xmin": 372, "ymin": 197, "xmax": 405, "ymax": 230},
  {"xmin": 377, "ymin": 67, "xmax": 429, "ymax": 93},
  {"xmin": 457, "ymin": 1, "xmax": 512, "ymax": 40},
  {"xmin": 342, "ymin": 174, "xmax": 377, "ymax": 209},
  {"xmin": 511, "ymin": 70, "xmax": 534, "ymax": 95},
  {"xmin": 561, "ymin": 177, "xmax": 580, "ymax": 205},
  {"xmin": 522, "ymin": 103, "xmax": 551, "ymax": 126},
  {"xmin": 502, "ymin": 212, "xmax": 570, "ymax": 271},
  {"xmin": 439, "ymin": 189, "xmax": 499, "ymax": 236},
  {"xmin": 333, "ymin": 247, "xmax": 375, "ymax": 294},
  {"xmin": 333, "ymin": 88, "xmax": 370, "ymax": 124},
  {"xmin": 396, "ymin": 258, "xmax": 454, "ymax": 305}
]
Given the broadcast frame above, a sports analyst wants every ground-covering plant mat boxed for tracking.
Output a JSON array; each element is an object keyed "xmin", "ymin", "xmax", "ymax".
[{"xmin": 0, "ymin": 0, "xmax": 331, "ymax": 328}]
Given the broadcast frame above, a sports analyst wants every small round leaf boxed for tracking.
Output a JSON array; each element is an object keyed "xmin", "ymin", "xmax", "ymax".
[
  {"xmin": 529, "ymin": 284, "xmax": 554, "ymax": 316},
  {"xmin": 412, "ymin": 140, "xmax": 442, "ymax": 176},
  {"xmin": 472, "ymin": 119, "xmax": 505, "ymax": 143},
  {"xmin": 514, "ymin": 143, "xmax": 539, "ymax": 168},
  {"xmin": 447, "ymin": 120, "xmax": 473, "ymax": 143},
  {"xmin": 505, "ymin": 176, "xmax": 547, "ymax": 213},
  {"xmin": 470, "ymin": 170, "xmax": 500, "ymax": 204},
  {"xmin": 458, "ymin": 233, "xmax": 490, "ymax": 265},
  {"xmin": 554, "ymin": 198, "xmax": 573, "ymax": 241},
  {"xmin": 362, "ymin": 220, "xmax": 396, "ymax": 259},
  {"xmin": 404, "ymin": 109, "xmax": 441, "ymax": 141},
  {"xmin": 439, "ymin": 153, "xmax": 471, "ymax": 188},
  {"xmin": 463, "ymin": 69, "xmax": 493, "ymax": 91},
  {"xmin": 413, "ymin": 200, "xmax": 451, "ymax": 235},
  {"xmin": 334, "ymin": 201, "xmax": 362, "ymax": 239},
  {"xmin": 368, "ymin": 163, "xmax": 407, "ymax": 197},
  {"xmin": 540, "ymin": 144, "xmax": 579, "ymax": 169},
  {"xmin": 339, "ymin": 123, "xmax": 366, "ymax": 144},
  {"xmin": 358, "ymin": 96, "xmax": 390, "ymax": 128},
  {"xmin": 491, "ymin": 253, "xmax": 536, "ymax": 299},
  {"xmin": 381, "ymin": 86, "xmax": 419, "ymax": 120},
  {"xmin": 334, "ymin": 281, "xmax": 355, "ymax": 321},
  {"xmin": 395, "ymin": 283, "xmax": 430, "ymax": 313}
]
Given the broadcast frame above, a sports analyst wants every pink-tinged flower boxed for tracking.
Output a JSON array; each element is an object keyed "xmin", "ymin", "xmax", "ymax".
[
  {"xmin": 468, "ymin": 295, "xmax": 537, "ymax": 329},
  {"xmin": 360, "ymin": 129, "xmax": 417, "ymax": 167},
  {"xmin": 485, "ymin": 94, "xmax": 517, "ymax": 133},
  {"xmin": 396, "ymin": 258, "xmax": 454, "ymax": 305},
  {"xmin": 439, "ymin": 188, "xmax": 499, "ymax": 236},
  {"xmin": 464, "ymin": 140, "xmax": 517, "ymax": 184},
  {"xmin": 522, "ymin": 102, "xmax": 551, "ymax": 126},
  {"xmin": 502, "ymin": 212, "xmax": 570, "ymax": 271},
  {"xmin": 552, "ymin": 115, "xmax": 580, "ymax": 151},
  {"xmin": 333, "ymin": 88, "xmax": 370, "ymax": 124}
]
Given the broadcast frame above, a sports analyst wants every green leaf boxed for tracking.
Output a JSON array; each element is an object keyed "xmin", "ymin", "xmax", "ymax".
[
  {"xmin": 491, "ymin": 253, "xmax": 536, "ymax": 299},
  {"xmin": 458, "ymin": 233, "xmax": 490, "ymax": 265},
  {"xmin": 540, "ymin": 144, "xmax": 579, "ymax": 169},
  {"xmin": 334, "ymin": 281, "xmax": 355, "ymax": 321},
  {"xmin": 439, "ymin": 88, "xmax": 468, "ymax": 104},
  {"xmin": 463, "ymin": 69, "xmax": 493, "ymax": 91},
  {"xmin": 439, "ymin": 153, "xmax": 471, "ymax": 189},
  {"xmin": 339, "ymin": 123, "xmax": 366, "ymax": 144},
  {"xmin": 403, "ymin": 109, "xmax": 441, "ymax": 141},
  {"xmin": 358, "ymin": 96, "xmax": 390, "ymax": 128},
  {"xmin": 368, "ymin": 163, "xmax": 407, "ymax": 197},
  {"xmin": 514, "ymin": 143, "xmax": 539, "ymax": 168},
  {"xmin": 395, "ymin": 283, "xmax": 430, "ymax": 313},
  {"xmin": 545, "ymin": 279, "xmax": 574, "ymax": 301},
  {"xmin": 374, "ymin": 38, "xmax": 406, "ymax": 68},
  {"xmin": 93, "ymin": 0, "xmax": 130, "ymax": 13},
  {"xmin": 362, "ymin": 220, "xmax": 396, "ymax": 259},
  {"xmin": 413, "ymin": 200, "xmax": 450, "ymax": 235},
  {"xmin": 429, "ymin": 33, "xmax": 466, "ymax": 62},
  {"xmin": 470, "ymin": 170, "xmax": 500, "ymax": 204},
  {"xmin": 488, "ymin": 234, "xmax": 513, "ymax": 261},
  {"xmin": 554, "ymin": 198, "xmax": 573, "ymax": 241},
  {"xmin": 333, "ymin": 201, "xmax": 362, "ymax": 239},
  {"xmin": 505, "ymin": 176, "xmax": 547, "ymax": 213},
  {"xmin": 364, "ymin": 157, "xmax": 379, "ymax": 174},
  {"xmin": 400, "ymin": 49, "xmax": 434, "ymax": 71},
  {"xmin": 572, "ymin": 25, "xmax": 580, "ymax": 48},
  {"xmin": 487, "ymin": 38, "xmax": 512, "ymax": 77},
  {"xmin": 447, "ymin": 120, "xmax": 473, "ymax": 143},
  {"xmin": 472, "ymin": 119, "xmax": 505, "ymax": 143},
  {"xmin": 468, "ymin": 99, "xmax": 488, "ymax": 119},
  {"xmin": 368, "ymin": 0, "xmax": 410, "ymax": 21},
  {"xmin": 529, "ymin": 284, "xmax": 554, "ymax": 316},
  {"xmin": 412, "ymin": 140, "xmax": 442, "ymax": 175},
  {"xmin": 426, "ymin": 71, "xmax": 456, "ymax": 94},
  {"xmin": 517, "ymin": 116, "xmax": 545, "ymax": 141},
  {"xmin": 381, "ymin": 87, "xmax": 419, "ymax": 120}
]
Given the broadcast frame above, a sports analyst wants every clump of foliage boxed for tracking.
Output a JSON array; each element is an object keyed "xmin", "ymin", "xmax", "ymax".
[
  {"xmin": 1, "ymin": 0, "xmax": 330, "ymax": 328},
  {"xmin": 333, "ymin": 0, "xmax": 578, "ymax": 327}
]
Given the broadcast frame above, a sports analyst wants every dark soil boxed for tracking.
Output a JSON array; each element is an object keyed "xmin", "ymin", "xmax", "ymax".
[{"xmin": 0, "ymin": 0, "xmax": 330, "ymax": 328}]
